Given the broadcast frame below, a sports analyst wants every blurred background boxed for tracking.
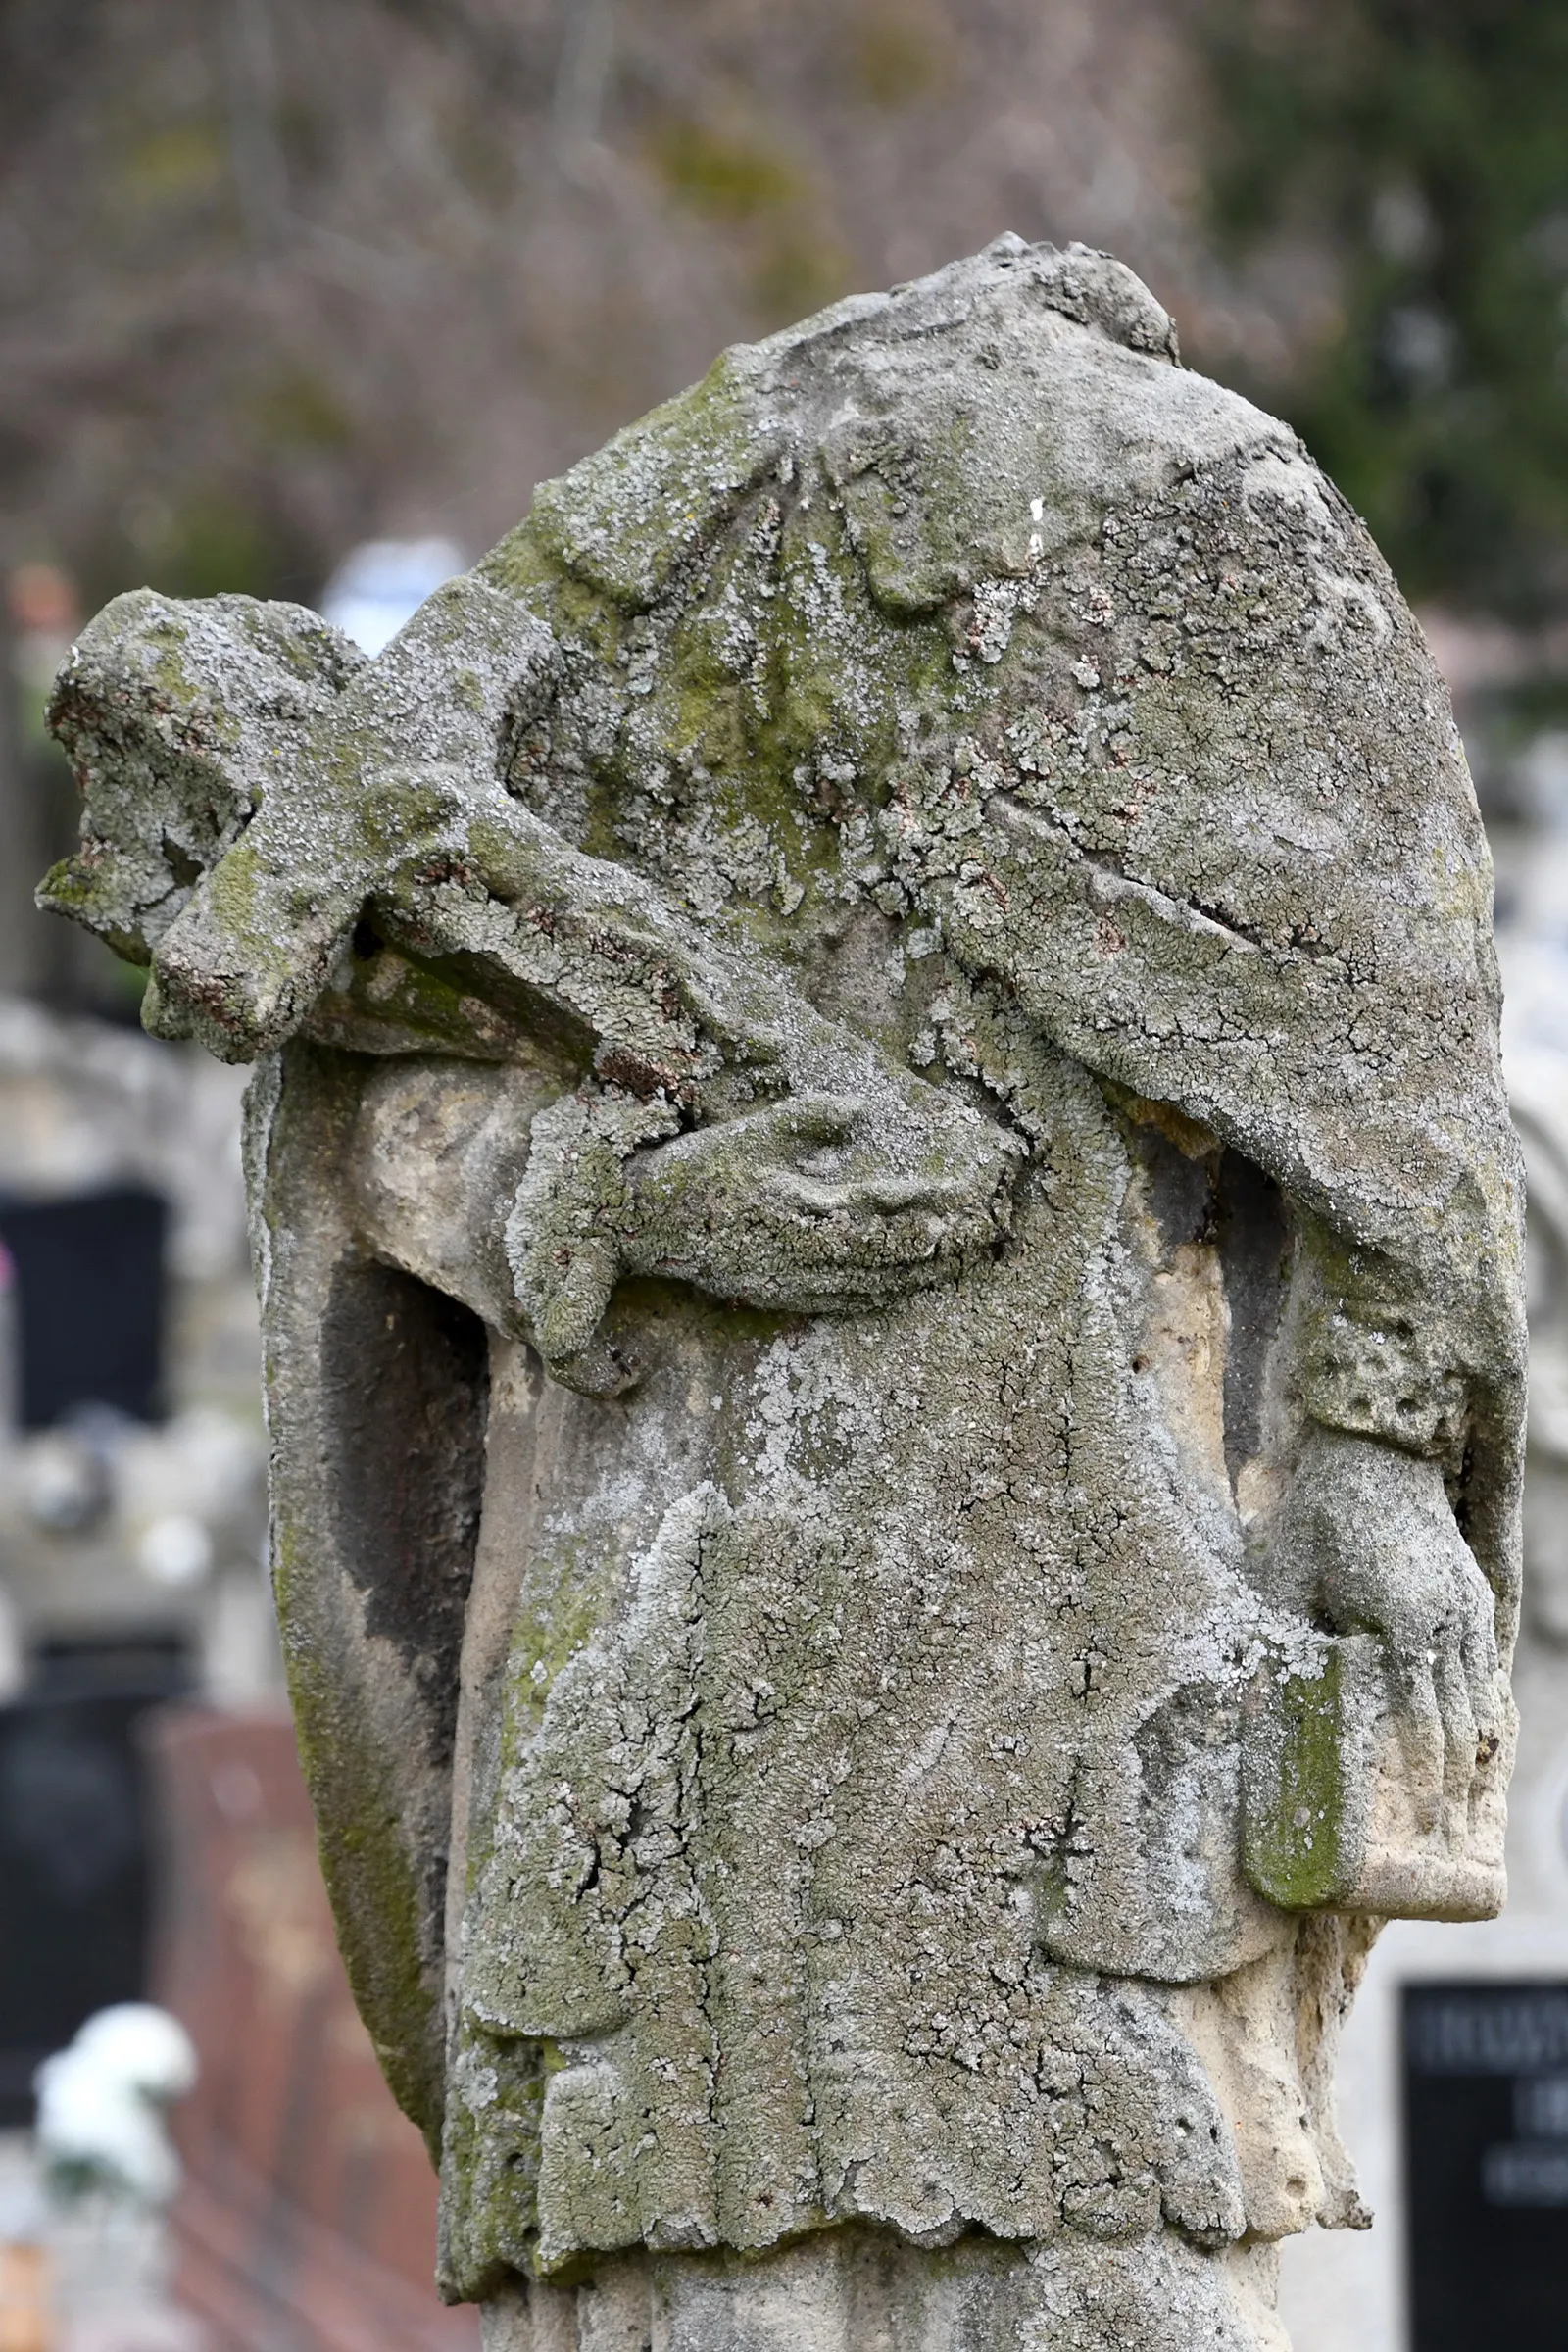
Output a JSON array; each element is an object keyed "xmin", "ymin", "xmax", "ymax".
[{"xmin": 1, "ymin": 2, "xmax": 1567, "ymax": 2347}]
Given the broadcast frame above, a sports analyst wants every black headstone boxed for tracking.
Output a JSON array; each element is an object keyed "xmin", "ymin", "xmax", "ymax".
[
  {"xmin": 0, "ymin": 1185, "xmax": 167, "ymax": 1427},
  {"xmin": 1403, "ymin": 1979, "xmax": 1568, "ymax": 2352},
  {"xmin": 0, "ymin": 1637, "xmax": 190, "ymax": 2125}
]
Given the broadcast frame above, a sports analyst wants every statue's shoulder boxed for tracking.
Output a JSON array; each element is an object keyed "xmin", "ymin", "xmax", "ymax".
[{"xmin": 480, "ymin": 238, "xmax": 1296, "ymax": 627}]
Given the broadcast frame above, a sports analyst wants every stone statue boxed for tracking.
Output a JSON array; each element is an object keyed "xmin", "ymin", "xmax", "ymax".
[{"xmin": 39, "ymin": 240, "xmax": 1525, "ymax": 2352}]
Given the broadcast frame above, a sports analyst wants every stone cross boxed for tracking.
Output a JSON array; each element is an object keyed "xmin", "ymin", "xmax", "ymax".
[{"xmin": 40, "ymin": 239, "xmax": 1525, "ymax": 2352}]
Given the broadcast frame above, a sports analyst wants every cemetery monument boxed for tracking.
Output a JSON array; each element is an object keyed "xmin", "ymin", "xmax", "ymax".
[{"xmin": 38, "ymin": 239, "xmax": 1526, "ymax": 2352}]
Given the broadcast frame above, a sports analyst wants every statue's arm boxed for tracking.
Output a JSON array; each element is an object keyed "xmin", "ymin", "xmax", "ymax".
[
  {"xmin": 501, "ymin": 1074, "xmax": 1018, "ymax": 1389},
  {"xmin": 341, "ymin": 1045, "xmax": 1017, "ymax": 1396},
  {"xmin": 46, "ymin": 580, "xmax": 1020, "ymax": 1391},
  {"xmin": 1283, "ymin": 1225, "xmax": 1507, "ymax": 1749},
  {"xmin": 1243, "ymin": 1222, "xmax": 1514, "ymax": 1918}
]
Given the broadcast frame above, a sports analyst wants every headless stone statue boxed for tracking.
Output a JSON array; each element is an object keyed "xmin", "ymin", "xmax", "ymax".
[{"xmin": 40, "ymin": 240, "xmax": 1525, "ymax": 2351}]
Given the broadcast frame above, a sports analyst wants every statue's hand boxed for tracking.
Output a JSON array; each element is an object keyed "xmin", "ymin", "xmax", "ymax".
[
  {"xmin": 505, "ymin": 1081, "xmax": 1020, "ymax": 1391},
  {"xmin": 619, "ymin": 1091, "xmax": 1016, "ymax": 1310},
  {"xmin": 143, "ymin": 762, "xmax": 450, "ymax": 1058},
  {"xmin": 123, "ymin": 578, "xmax": 558, "ymax": 1061},
  {"xmin": 1262, "ymin": 1427, "xmax": 1504, "ymax": 1820}
]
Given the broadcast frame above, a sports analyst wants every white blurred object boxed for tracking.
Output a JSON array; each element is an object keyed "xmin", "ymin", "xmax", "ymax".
[
  {"xmin": 1500, "ymin": 925, "xmax": 1568, "ymax": 1644},
  {"xmin": 134, "ymin": 1514, "xmax": 213, "ymax": 1590},
  {"xmin": 318, "ymin": 537, "xmax": 464, "ymax": 656},
  {"xmin": 34, "ymin": 2007, "xmax": 197, "ymax": 2209},
  {"xmin": 17, "ymin": 1406, "xmax": 261, "ymax": 1558},
  {"xmin": 0, "ymin": 2132, "xmax": 47, "ymax": 2248},
  {"xmin": 20, "ymin": 1423, "xmax": 114, "ymax": 1533},
  {"xmin": 117, "ymin": 1408, "xmax": 263, "ymax": 1591},
  {"xmin": 117, "ymin": 1408, "xmax": 259, "ymax": 1533},
  {"xmin": 200, "ymin": 1568, "xmax": 282, "ymax": 1708},
  {"xmin": 1503, "ymin": 728, "xmax": 1568, "ymax": 832}
]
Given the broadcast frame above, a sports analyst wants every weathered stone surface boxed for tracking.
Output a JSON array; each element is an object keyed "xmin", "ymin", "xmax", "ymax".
[{"xmin": 40, "ymin": 238, "xmax": 1526, "ymax": 2350}]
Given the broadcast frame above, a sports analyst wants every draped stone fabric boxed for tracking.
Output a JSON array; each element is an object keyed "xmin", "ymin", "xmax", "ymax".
[{"xmin": 40, "ymin": 240, "xmax": 1524, "ymax": 2351}]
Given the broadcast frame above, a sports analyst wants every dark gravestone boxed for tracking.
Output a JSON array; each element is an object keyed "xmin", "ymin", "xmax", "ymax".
[
  {"xmin": 1403, "ymin": 1980, "xmax": 1568, "ymax": 2352},
  {"xmin": 0, "ymin": 1638, "xmax": 189, "ymax": 2125},
  {"xmin": 0, "ymin": 1184, "xmax": 167, "ymax": 1428}
]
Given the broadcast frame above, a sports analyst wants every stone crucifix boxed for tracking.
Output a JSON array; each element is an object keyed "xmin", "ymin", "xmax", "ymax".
[{"xmin": 41, "ymin": 240, "xmax": 1524, "ymax": 2352}]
